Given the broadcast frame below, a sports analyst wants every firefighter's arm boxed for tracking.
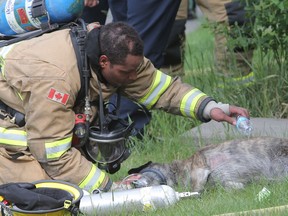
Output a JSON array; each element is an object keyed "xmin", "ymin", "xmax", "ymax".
[
  {"xmin": 153, "ymin": 77, "xmax": 249, "ymax": 124},
  {"xmin": 122, "ymin": 58, "xmax": 249, "ymax": 124},
  {"xmin": 122, "ymin": 58, "xmax": 212, "ymax": 121}
]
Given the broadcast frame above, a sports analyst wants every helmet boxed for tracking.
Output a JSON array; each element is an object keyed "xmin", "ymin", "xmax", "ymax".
[{"xmin": 0, "ymin": 180, "xmax": 83, "ymax": 216}]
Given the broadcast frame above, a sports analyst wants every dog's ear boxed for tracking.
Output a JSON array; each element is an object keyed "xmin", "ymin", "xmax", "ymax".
[{"xmin": 128, "ymin": 161, "xmax": 153, "ymax": 174}]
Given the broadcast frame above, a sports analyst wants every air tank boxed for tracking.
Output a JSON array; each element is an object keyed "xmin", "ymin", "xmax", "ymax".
[
  {"xmin": 79, "ymin": 185, "xmax": 199, "ymax": 215},
  {"xmin": 0, "ymin": 0, "xmax": 84, "ymax": 36}
]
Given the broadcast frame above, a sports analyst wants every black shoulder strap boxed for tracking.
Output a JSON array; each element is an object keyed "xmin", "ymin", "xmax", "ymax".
[
  {"xmin": 0, "ymin": 23, "xmax": 59, "ymax": 48},
  {"xmin": 69, "ymin": 19, "xmax": 91, "ymax": 103}
]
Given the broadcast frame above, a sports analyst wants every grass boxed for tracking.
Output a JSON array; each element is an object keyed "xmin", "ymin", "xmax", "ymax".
[{"xmin": 107, "ymin": 21, "xmax": 288, "ymax": 215}]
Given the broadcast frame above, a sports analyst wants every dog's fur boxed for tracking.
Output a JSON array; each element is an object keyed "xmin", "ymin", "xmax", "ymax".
[{"xmin": 129, "ymin": 137, "xmax": 288, "ymax": 192}]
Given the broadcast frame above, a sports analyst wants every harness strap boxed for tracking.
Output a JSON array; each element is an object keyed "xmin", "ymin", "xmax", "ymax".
[
  {"xmin": 0, "ymin": 101, "xmax": 25, "ymax": 127},
  {"xmin": 69, "ymin": 19, "xmax": 90, "ymax": 103}
]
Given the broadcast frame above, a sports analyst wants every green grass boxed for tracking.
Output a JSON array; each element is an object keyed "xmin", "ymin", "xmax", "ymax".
[{"xmin": 108, "ymin": 22, "xmax": 288, "ymax": 215}]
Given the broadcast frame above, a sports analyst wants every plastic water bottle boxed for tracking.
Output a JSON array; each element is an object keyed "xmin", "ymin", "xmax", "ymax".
[
  {"xmin": 236, "ymin": 116, "xmax": 253, "ymax": 136},
  {"xmin": 79, "ymin": 185, "xmax": 199, "ymax": 215},
  {"xmin": 257, "ymin": 187, "xmax": 271, "ymax": 202}
]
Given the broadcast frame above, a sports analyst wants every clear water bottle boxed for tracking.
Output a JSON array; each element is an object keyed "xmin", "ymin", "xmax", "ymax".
[{"xmin": 236, "ymin": 116, "xmax": 253, "ymax": 136}]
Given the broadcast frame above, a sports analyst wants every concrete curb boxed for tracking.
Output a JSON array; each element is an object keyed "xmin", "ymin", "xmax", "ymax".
[{"xmin": 183, "ymin": 118, "xmax": 288, "ymax": 143}]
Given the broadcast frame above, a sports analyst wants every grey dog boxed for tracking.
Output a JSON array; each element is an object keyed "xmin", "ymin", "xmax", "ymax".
[{"xmin": 128, "ymin": 137, "xmax": 288, "ymax": 192}]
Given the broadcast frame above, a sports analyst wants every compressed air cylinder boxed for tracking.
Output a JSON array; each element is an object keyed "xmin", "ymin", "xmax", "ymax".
[
  {"xmin": 0, "ymin": 0, "xmax": 84, "ymax": 36},
  {"xmin": 79, "ymin": 185, "xmax": 199, "ymax": 215}
]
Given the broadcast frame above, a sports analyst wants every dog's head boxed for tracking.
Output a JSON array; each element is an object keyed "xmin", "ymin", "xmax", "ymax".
[
  {"xmin": 128, "ymin": 159, "xmax": 211, "ymax": 192},
  {"xmin": 128, "ymin": 161, "xmax": 178, "ymax": 188}
]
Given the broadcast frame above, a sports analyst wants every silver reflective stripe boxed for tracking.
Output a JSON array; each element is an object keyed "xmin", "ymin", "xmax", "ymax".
[
  {"xmin": 81, "ymin": 165, "xmax": 104, "ymax": 192},
  {"xmin": 0, "ymin": 127, "xmax": 27, "ymax": 146},
  {"xmin": 180, "ymin": 89, "xmax": 206, "ymax": 118},
  {"xmin": 45, "ymin": 137, "xmax": 72, "ymax": 159},
  {"xmin": 139, "ymin": 70, "xmax": 172, "ymax": 109},
  {"xmin": 183, "ymin": 89, "xmax": 202, "ymax": 116}
]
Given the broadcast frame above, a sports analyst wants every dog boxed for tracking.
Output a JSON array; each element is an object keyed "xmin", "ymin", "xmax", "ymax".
[{"xmin": 128, "ymin": 137, "xmax": 288, "ymax": 192}]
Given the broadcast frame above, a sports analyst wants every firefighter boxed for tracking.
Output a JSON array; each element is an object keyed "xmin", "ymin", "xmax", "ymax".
[
  {"xmin": 196, "ymin": 0, "xmax": 255, "ymax": 85},
  {"xmin": 0, "ymin": 22, "xmax": 249, "ymax": 193},
  {"xmin": 161, "ymin": 0, "xmax": 189, "ymax": 76}
]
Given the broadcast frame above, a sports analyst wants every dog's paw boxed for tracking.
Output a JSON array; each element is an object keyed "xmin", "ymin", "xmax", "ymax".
[{"xmin": 112, "ymin": 174, "xmax": 143, "ymax": 191}]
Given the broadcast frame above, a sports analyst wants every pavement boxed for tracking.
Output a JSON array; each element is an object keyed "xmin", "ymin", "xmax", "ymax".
[
  {"xmin": 183, "ymin": 118, "xmax": 288, "ymax": 143},
  {"xmin": 185, "ymin": 7, "xmax": 203, "ymax": 34}
]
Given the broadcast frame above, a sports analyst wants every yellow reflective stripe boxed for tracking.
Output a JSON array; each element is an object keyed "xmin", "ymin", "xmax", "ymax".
[
  {"xmin": 79, "ymin": 164, "xmax": 106, "ymax": 193},
  {"xmin": 16, "ymin": 92, "xmax": 23, "ymax": 101},
  {"xmin": 0, "ymin": 45, "xmax": 23, "ymax": 100},
  {"xmin": 180, "ymin": 89, "xmax": 206, "ymax": 118},
  {"xmin": 139, "ymin": 70, "xmax": 172, "ymax": 109},
  {"xmin": 0, "ymin": 127, "xmax": 27, "ymax": 146},
  {"xmin": 0, "ymin": 45, "xmax": 14, "ymax": 58},
  {"xmin": 45, "ymin": 136, "xmax": 72, "ymax": 159},
  {"xmin": 232, "ymin": 71, "xmax": 255, "ymax": 86},
  {"xmin": 219, "ymin": 72, "xmax": 255, "ymax": 88},
  {"xmin": 0, "ymin": 45, "xmax": 15, "ymax": 76}
]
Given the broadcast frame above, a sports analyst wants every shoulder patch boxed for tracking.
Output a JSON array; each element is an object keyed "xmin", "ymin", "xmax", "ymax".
[{"xmin": 47, "ymin": 88, "xmax": 69, "ymax": 105}]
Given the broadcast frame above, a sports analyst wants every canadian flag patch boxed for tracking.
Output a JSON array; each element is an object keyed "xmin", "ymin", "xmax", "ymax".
[{"xmin": 47, "ymin": 88, "xmax": 70, "ymax": 105}]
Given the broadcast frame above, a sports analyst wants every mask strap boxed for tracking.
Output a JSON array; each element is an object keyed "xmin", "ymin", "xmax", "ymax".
[
  {"xmin": 97, "ymin": 79, "xmax": 126, "ymax": 133},
  {"xmin": 97, "ymin": 78, "xmax": 106, "ymax": 134}
]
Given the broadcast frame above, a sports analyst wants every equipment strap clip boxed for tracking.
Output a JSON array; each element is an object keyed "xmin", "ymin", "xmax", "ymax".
[{"xmin": 31, "ymin": 0, "xmax": 47, "ymax": 18}]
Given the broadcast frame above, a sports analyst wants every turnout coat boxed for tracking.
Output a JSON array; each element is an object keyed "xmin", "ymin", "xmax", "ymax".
[{"xmin": 0, "ymin": 29, "xmax": 213, "ymax": 192}]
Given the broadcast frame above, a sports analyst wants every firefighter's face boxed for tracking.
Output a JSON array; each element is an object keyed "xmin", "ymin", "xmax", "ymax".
[{"xmin": 100, "ymin": 54, "xmax": 143, "ymax": 87}]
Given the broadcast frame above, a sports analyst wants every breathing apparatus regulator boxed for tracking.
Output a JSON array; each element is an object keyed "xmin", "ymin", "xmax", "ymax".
[
  {"xmin": 70, "ymin": 22, "xmax": 135, "ymax": 174},
  {"xmin": 86, "ymin": 90, "xmax": 135, "ymax": 174}
]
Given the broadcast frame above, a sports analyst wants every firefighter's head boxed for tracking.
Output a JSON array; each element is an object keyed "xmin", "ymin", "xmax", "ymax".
[{"xmin": 85, "ymin": 22, "xmax": 144, "ymax": 87}]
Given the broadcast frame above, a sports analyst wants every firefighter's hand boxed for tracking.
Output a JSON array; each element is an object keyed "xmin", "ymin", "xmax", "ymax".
[
  {"xmin": 210, "ymin": 105, "xmax": 249, "ymax": 126},
  {"xmin": 85, "ymin": 0, "xmax": 99, "ymax": 7}
]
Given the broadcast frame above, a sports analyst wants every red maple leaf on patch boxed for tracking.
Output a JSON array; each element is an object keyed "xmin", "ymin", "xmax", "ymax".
[{"xmin": 55, "ymin": 93, "xmax": 63, "ymax": 100}]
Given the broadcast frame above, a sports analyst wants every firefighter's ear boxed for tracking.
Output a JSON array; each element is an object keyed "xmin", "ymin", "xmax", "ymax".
[{"xmin": 99, "ymin": 55, "xmax": 108, "ymax": 67}]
